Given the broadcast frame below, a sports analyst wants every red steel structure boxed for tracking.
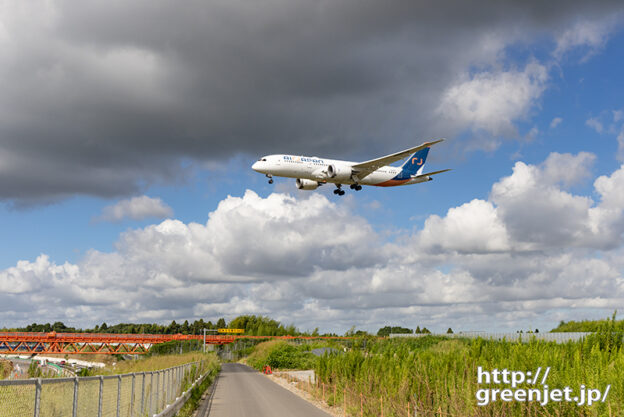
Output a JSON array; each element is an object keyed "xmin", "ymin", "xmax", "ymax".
[{"xmin": 0, "ymin": 332, "xmax": 353, "ymax": 355}]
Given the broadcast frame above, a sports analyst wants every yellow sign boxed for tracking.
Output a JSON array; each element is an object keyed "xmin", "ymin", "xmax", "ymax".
[{"xmin": 218, "ymin": 328, "xmax": 244, "ymax": 334}]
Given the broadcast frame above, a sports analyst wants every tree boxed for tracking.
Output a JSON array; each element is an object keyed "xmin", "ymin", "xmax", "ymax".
[
  {"xmin": 216, "ymin": 318, "xmax": 226, "ymax": 329},
  {"xmin": 446, "ymin": 328, "xmax": 453, "ymax": 334},
  {"xmin": 377, "ymin": 326, "xmax": 412, "ymax": 337}
]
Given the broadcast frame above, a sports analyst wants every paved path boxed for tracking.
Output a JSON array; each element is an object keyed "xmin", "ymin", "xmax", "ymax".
[{"xmin": 204, "ymin": 363, "xmax": 331, "ymax": 417}]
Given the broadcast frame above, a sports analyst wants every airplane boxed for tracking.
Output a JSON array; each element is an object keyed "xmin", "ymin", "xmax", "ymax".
[{"xmin": 251, "ymin": 139, "xmax": 450, "ymax": 195}]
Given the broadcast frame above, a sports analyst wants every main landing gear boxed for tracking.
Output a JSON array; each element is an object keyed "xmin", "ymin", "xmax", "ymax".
[
  {"xmin": 333, "ymin": 184, "xmax": 345, "ymax": 196},
  {"xmin": 350, "ymin": 184, "xmax": 362, "ymax": 191},
  {"xmin": 266, "ymin": 174, "xmax": 273, "ymax": 184}
]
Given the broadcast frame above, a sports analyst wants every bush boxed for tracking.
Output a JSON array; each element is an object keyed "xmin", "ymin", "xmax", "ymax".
[{"xmin": 246, "ymin": 340, "xmax": 318, "ymax": 370}]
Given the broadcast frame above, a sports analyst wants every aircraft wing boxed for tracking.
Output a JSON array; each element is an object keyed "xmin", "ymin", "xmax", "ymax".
[{"xmin": 351, "ymin": 139, "xmax": 444, "ymax": 179}]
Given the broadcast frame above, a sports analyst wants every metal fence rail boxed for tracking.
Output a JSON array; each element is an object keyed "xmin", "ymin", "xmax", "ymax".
[
  {"xmin": 389, "ymin": 332, "xmax": 592, "ymax": 343},
  {"xmin": 0, "ymin": 360, "xmax": 207, "ymax": 417}
]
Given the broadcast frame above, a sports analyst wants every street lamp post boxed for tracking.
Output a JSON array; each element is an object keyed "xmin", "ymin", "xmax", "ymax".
[{"xmin": 203, "ymin": 328, "xmax": 218, "ymax": 353}]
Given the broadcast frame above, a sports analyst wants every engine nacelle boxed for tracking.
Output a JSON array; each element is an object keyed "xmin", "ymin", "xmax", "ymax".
[
  {"xmin": 296, "ymin": 178, "xmax": 320, "ymax": 190},
  {"xmin": 326, "ymin": 164, "xmax": 352, "ymax": 181}
]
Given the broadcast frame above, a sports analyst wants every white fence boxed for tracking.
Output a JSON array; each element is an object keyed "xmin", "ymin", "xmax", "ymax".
[
  {"xmin": 0, "ymin": 360, "xmax": 210, "ymax": 417},
  {"xmin": 389, "ymin": 332, "xmax": 591, "ymax": 343}
]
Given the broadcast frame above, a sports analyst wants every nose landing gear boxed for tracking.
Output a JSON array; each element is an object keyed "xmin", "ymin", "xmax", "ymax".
[
  {"xmin": 349, "ymin": 184, "xmax": 362, "ymax": 191},
  {"xmin": 266, "ymin": 174, "xmax": 273, "ymax": 184}
]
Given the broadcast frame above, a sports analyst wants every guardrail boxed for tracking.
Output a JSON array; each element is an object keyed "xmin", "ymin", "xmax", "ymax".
[
  {"xmin": 0, "ymin": 360, "xmax": 208, "ymax": 417},
  {"xmin": 389, "ymin": 332, "xmax": 592, "ymax": 343}
]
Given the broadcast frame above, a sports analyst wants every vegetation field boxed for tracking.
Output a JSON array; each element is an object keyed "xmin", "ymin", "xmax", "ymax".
[
  {"xmin": 0, "ymin": 359, "xmax": 11, "ymax": 380},
  {"xmin": 91, "ymin": 351, "xmax": 218, "ymax": 376},
  {"xmin": 238, "ymin": 318, "xmax": 624, "ymax": 416},
  {"xmin": 313, "ymin": 332, "xmax": 623, "ymax": 416},
  {"xmin": 244, "ymin": 340, "xmax": 322, "ymax": 370}
]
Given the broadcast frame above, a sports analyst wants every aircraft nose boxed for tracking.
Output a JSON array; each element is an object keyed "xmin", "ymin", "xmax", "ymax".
[{"xmin": 252, "ymin": 161, "xmax": 260, "ymax": 171}]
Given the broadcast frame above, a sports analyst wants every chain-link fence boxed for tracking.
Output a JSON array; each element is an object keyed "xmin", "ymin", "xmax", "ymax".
[
  {"xmin": 0, "ymin": 360, "xmax": 207, "ymax": 417},
  {"xmin": 389, "ymin": 332, "xmax": 591, "ymax": 343}
]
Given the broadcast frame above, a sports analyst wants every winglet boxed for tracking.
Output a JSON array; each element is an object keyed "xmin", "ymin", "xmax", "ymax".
[{"xmin": 422, "ymin": 138, "xmax": 444, "ymax": 147}]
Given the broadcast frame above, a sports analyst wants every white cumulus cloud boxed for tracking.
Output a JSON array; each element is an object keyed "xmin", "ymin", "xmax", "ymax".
[
  {"xmin": 554, "ymin": 17, "xmax": 619, "ymax": 60},
  {"xmin": 437, "ymin": 62, "xmax": 548, "ymax": 139},
  {"xmin": 3, "ymin": 154, "xmax": 624, "ymax": 332},
  {"xmin": 96, "ymin": 195, "xmax": 173, "ymax": 222}
]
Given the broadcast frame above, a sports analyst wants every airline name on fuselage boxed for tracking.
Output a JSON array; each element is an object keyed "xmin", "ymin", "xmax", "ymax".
[{"xmin": 283, "ymin": 155, "xmax": 326, "ymax": 164}]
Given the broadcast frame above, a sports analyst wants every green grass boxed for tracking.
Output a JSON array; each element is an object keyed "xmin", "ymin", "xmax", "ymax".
[
  {"xmin": 314, "ymin": 336, "xmax": 624, "ymax": 416},
  {"xmin": 0, "ymin": 359, "xmax": 11, "ymax": 380},
  {"xmin": 245, "ymin": 340, "xmax": 320, "ymax": 371},
  {"xmin": 176, "ymin": 366, "xmax": 220, "ymax": 417}
]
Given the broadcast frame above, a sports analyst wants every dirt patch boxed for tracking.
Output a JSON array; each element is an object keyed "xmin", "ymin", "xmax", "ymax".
[{"xmin": 267, "ymin": 372, "xmax": 342, "ymax": 417}]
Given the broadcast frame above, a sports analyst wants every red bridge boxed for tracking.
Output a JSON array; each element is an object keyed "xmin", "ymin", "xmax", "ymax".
[{"xmin": 0, "ymin": 332, "xmax": 351, "ymax": 354}]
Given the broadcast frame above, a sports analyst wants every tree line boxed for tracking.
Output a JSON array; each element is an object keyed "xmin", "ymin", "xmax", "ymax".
[{"xmin": 2, "ymin": 315, "xmax": 448, "ymax": 337}]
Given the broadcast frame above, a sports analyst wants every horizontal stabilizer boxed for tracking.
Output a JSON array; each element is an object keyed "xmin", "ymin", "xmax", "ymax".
[{"xmin": 414, "ymin": 168, "xmax": 451, "ymax": 178}]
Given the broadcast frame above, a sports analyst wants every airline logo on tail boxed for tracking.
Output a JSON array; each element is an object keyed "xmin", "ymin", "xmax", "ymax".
[{"xmin": 394, "ymin": 147, "xmax": 430, "ymax": 179}]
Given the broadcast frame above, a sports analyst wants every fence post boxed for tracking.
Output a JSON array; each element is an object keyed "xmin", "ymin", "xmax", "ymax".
[
  {"xmin": 163, "ymin": 369, "xmax": 167, "ymax": 406},
  {"xmin": 98, "ymin": 376, "xmax": 104, "ymax": 417},
  {"xmin": 116, "ymin": 375, "xmax": 122, "ymax": 417},
  {"xmin": 178, "ymin": 365, "xmax": 181, "ymax": 395},
  {"xmin": 155, "ymin": 371, "xmax": 160, "ymax": 412},
  {"xmin": 140, "ymin": 372, "xmax": 146, "ymax": 416},
  {"xmin": 166, "ymin": 368, "xmax": 170, "ymax": 403},
  {"xmin": 169, "ymin": 368, "xmax": 172, "ymax": 403},
  {"xmin": 34, "ymin": 378, "xmax": 42, "ymax": 417},
  {"xmin": 72, "ymin": 377, "xmax": 79, "ymax": 417},
  {"xmin": 343, "ymin": 389, "xmax": 346, "ymax": 417},
  {"xmin": 149, "ymin": 372, "xmax": 154, "ymax": 416},
  {"xmin": 130, "ymin": 374, "xmax": 135, "ymax": 417},
  {"xmin": 174, "ymin": 366, "xmax": 178, "ymax": 397}
]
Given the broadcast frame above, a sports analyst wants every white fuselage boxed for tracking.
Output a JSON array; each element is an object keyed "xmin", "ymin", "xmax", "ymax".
[{"xmin": 252, "ymin": 154, "xmax": 429, "ymax": 187}]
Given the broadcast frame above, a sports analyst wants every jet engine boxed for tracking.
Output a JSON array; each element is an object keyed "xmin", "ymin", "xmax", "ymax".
[
  {"xmin": 326, "ymin": 164, "xmax": 352, "ymax": 181},
  {"xmin": 296, "ymin": 178, "xmax": 320, "ymax": 190}
]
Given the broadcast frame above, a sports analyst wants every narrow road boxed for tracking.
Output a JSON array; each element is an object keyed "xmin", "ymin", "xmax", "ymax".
[{"xmin": 204, "ymin": 363, "xmax": 331, "ymax": 417}]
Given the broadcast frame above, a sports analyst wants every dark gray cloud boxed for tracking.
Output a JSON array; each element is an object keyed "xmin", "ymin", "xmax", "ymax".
[{"xmin": 1, "ymin": 0, "xmax": 623, "ymax": 204}]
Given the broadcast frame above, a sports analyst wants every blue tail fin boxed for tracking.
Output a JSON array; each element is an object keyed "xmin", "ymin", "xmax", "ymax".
[{"xmin": 399, "ymin": 147, "xmax": 429, "ymax": 177}]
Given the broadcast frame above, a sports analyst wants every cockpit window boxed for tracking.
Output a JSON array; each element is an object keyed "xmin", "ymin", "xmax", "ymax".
[{"xmin": 258, "ymin": 158, "xmax": 267, "ymax": 162}]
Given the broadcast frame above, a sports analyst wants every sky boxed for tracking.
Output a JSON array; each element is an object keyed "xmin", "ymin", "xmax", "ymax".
[{"xmin": 2, "ymin": 0, "xmax": 624, "ymax": 334}]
